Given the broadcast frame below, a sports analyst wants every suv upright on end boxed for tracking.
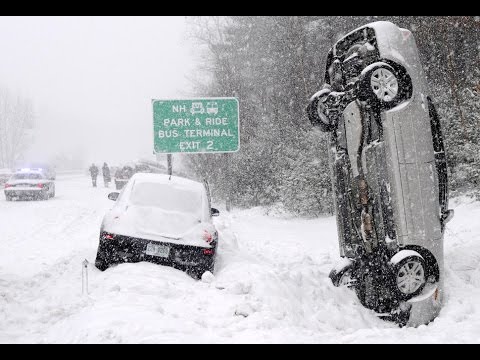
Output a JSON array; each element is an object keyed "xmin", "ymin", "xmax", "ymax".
[{"xmin": 307, "ymin": 21, "xmax": 453, "ymax": 326}]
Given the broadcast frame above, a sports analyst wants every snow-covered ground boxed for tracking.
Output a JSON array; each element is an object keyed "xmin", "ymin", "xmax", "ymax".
[{"xmin": 1, "ymin": 174, "xmax": 479, "ymax": 343}]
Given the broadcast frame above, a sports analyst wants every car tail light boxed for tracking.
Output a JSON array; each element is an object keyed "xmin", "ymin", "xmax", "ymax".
[
  {"xmin": 203, "ymin": 249, "xmax": 214, "ymax": 255},
  {"xmin": 4, "ymin": 183, "xmax": 11, "ymax": 188},
  {"xmin": 102, "ymin": 232, "xmax": 115, "ymax": 240},
  {"xmin": 202, "ymin": 230, "xmax": 213, "ymax": 244},
  {"xmin": 37, "ymin": 183, "xmax": 44, "ymax": 188}
]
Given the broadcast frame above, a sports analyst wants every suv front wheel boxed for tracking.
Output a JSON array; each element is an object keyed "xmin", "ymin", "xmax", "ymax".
[{"xmin": 390, "ymin": 250, "xmax": 426, "ymax": 300}]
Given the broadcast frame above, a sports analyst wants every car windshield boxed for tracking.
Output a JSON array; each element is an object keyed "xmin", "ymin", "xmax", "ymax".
[
  {"xmin": 13, "ymin": 173, "xmax": 43, "ymax": 180},
  {"xmin": 129, "ymin": 181, "xmax": 204, "ymax": 215}
]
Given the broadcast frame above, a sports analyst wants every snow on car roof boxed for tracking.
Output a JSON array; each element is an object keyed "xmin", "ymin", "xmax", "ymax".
[
  {"xmin": 15, "ymin": 169, "xmax": 43, "ymax": 174},
  {"xmin": 339, "ymin": 21, "xmax": 402, "ymax": 43},
  {"xmin": 333, "ymin": 20, "xmax": 414, "ymax": 69},
  {"xmin": 116, "ymin": 173, "xmax": 211, "ymax": 224},
  {"xmin": 130, "ymin": 173, "xmax": 205, "ymax": 192}
]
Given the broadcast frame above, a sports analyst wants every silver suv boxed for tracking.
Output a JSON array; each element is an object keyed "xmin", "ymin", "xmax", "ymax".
[{"xmin": 307, "ymin": 21, "xmax": 453, "ymax": 326}]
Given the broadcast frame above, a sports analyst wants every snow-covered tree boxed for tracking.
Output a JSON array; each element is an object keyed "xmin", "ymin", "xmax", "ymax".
[{"xmin": 186, "ymin": 16, "xmax": 480, "ymax": 215}]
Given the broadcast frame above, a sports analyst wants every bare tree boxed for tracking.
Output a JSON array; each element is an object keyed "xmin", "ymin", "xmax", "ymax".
[{"xmin": 0, "ymin": 88, "xmax": 34, "ymax": 168}]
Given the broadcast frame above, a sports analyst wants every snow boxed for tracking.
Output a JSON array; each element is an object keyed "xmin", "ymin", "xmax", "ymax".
[
  {"xmin": 1, "ymin": 174, "xmax": 480, "ymax": 343},
  {"xmin": 389, "ymin": 250, "xmax": 424, "ymax": 265},
  {"xmin": 339, "ymin": 21, "xmax": 400, "ymax": 49},
  {"xmin": 104, "ymin": 205, "xmax": 216, "ymax": 247},
  {"xmin": 5, "ymin": 174, "xmax": 51, "ymax": 188},
  {"xmin": 344, "ymin": 52, "xmax": 359, "ymax": 62},
  {"xmin": 102, "ymin": 173, "xmax": 214, "ymax": 246},
  {"xmin": 332, "ymin": 257, "xmax": 353, "ymax": 272}
]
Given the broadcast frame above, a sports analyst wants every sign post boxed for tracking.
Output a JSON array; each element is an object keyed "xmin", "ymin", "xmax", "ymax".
[
  {"xmin": 167, "ymin": 153, "xmax": 172, "ymax": 176},
  {"xmin": 152, "ymin": 98, "xmax": 240, "ymax": 154},
  {"xmin": 82, "ymin": 259, "xmax": 89, "ymax": 295}
]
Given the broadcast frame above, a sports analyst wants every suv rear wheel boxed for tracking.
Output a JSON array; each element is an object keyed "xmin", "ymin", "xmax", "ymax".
[
  {"xmin": 370, "ymin": 67, "xmax": 399, "ymax": 102},
  {"xmin": 358, "ymin": 62, "xmax": 412, "ymax": 109}
]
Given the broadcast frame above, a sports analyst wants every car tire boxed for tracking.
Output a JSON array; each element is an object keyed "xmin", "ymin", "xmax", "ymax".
[
  {"xmin": 188, "ymin": 259, "xmax": 215, "ymax": 280},
  {"xmin": 329, "ymin": 261, "xmax": 354, "ymax": 287},
  {"xmin": 391, "ymin": 251, "xmax": 426, "ymax": 300},
  {"xmin": 202, "ymin": 259, "xmax": 215, "ymax": 275},
  {"xmin": 95, "ymin": 256, "xmax": 110, "ymax": 271},
  {"xmin": 358, "ymin": 62, "xmax": 412, "ymax": 110},
  {"xmin": 306, "ymin": 88, "xmax": 335, "ymax": 132},
  {"xmin": 5, "ymin": 194, "xmax": 12, "ymax": 201}
]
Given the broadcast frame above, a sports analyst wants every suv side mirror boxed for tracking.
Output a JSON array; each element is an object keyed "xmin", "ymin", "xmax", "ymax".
[
  {"xmin": 108, "ymin": 192, "xmax": 119, "ymax": 201},
  {"xmin": 211, "ymin": 208, "xmax": 220, "ymax": 217},
  {"xmin": 441, "ymin": 209, "xmax": 454, "ymax": 225}
]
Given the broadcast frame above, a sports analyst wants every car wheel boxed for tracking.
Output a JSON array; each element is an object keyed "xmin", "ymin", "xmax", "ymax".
[
  {"xmin": 329, "ymin": 259, "xmax": 354, "ymax": 287},
  {"xmin": 358, "ymin": 62, "xmax": 412, "ymax": 109},
  {"xmin": 5, "ymin": 194, "xmax": 12, "ymax": 201},
  {"xmin": 188, "ymin": 259, "xmax": 215, "ymax": 280},
  {"xmin": 338, "ymin": 268, "xmax": 354, "ymax": 287},
  {"xmin": 202, "ymin": 258, "xmax": 215, "ymax": 275},
  {"xmin": 306, "ymin": 88, "xmax": 335, "ymax": 132},
  {"xmin": 391, "ymin": 251, "xmax": 426, "ymax": 300},
  {"xmin": 95, "ymin": 256, "xmax": 110, "ymax": 271},
  {"xmin": 184, "ymin": 266, "xmax": 201, "ymax": 279}
]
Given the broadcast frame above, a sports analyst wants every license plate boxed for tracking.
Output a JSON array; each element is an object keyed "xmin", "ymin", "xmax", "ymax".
[{"xmin": 145, "ymin": 243, "xmax": 170, "ymax": 258}]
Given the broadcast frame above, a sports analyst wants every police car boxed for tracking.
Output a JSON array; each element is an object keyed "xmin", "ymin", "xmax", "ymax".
[{"xmin": 4, "ymin": 168, "xmax": 55, "ymax": 201}]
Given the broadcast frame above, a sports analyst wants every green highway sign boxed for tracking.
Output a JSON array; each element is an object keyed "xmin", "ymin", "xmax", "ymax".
[{"xmin": 152, "ymin": 98, "xmax": 239, "ymax": 154}]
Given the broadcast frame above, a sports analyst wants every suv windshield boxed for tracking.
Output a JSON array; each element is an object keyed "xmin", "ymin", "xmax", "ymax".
[{"xmin": 129, "ymin": 182, "xmax": 203, "ymax": 215}]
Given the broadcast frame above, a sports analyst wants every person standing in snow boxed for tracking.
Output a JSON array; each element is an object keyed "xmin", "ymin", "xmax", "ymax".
[
  {"xmin": 89, "ymin": 163, "xmax": 99, "ymax": 187},
  {"xmin": 102, "ymin": 162, "xmax": 111, "ymax": 187}
]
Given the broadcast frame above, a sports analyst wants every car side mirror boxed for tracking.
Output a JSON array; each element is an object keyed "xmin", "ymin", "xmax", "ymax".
[
  {"xmin": 211, "ymin": 207, "xmax": 220, "ymax": 217},
  {"xmin": 108, "ymin": 192, "xmax": 119, "ymax": 201}
]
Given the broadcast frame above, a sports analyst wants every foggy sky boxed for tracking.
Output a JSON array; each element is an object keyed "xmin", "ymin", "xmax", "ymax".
[{"xmin": 0, "ymin": 16, "xmax": 196, "ymax": 168}]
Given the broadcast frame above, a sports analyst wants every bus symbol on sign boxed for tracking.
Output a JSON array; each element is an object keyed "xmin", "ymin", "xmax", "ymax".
[
  {"xmin": 206, "ymin": 102, "xmax": 218, "ymax": 115},
  {"xmin": 190, "ymin": 102, "xmax": 205, "ymax": 115}
]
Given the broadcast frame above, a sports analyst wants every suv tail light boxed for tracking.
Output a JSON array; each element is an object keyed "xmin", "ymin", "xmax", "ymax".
[{"xmin": 37, "ymin": 183, "xmax": 44, "ymax": 188}]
